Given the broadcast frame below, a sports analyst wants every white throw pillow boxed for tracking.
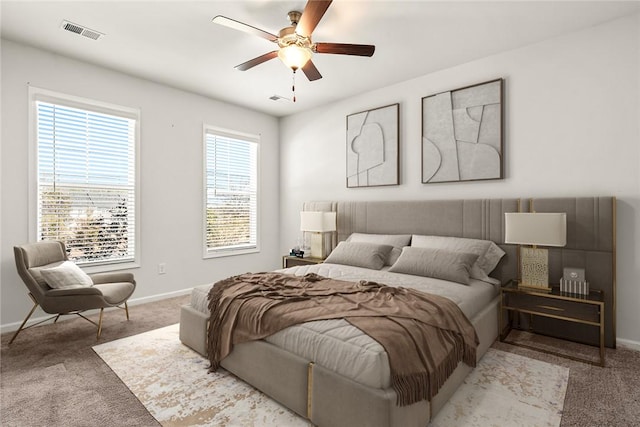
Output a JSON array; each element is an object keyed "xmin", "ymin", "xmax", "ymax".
[{"xmin": 40, "ymin": 261, "xmax": 93, "ymax": 289}]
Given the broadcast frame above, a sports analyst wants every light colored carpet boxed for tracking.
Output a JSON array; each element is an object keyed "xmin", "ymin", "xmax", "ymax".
[
  {"xmin": 93, "ymin": 324, "xmax": 569, "ymax": 427},
  {"xmin": 431, "ymin": 347, "xmax": 568, "ymax": 427},
  {"xmin": 94, "ymin": 324, "xmax": 309, "ymax": 427}
]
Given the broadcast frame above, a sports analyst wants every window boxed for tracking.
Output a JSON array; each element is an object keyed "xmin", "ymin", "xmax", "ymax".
[
  {"xmin": 30, "ymin": 88, "xmax": 139, "ymax": 268},
  {"xmin": 204, "ymin": 126, "xmax": 259, "ymax": 257}
]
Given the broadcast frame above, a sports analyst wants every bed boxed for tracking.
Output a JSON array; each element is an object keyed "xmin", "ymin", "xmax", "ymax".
[{"xmin": 179, "ymin": 197, "xmax": 616, "ymax": 427}]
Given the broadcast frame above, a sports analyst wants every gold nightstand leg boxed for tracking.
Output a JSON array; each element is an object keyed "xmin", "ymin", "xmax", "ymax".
[{"xmin": 599, "ymin": 305, "xmax": 605, "ymax": 367}]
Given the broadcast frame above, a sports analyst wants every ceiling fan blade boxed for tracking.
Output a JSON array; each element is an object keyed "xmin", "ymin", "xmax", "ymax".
[
  {"xmin": 212, "ymin": 15, "xmax": 278, "ymax": 42},
  {"xmin": 315, "ymin": 43, "xmax": 375, "ymax": 57},
  {"xmin": 296, "ymin": 0, "xmax": 332, "ymax": 37},
  {"xmin": 235, "ymin": 51, "xmax": 279, "ymax": 71},
  {"xmin": 302, "ymin": 60, "xmax": 322, "ymax": 81}
]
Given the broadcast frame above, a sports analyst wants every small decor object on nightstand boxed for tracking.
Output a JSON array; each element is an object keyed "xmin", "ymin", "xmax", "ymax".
[
  {"xmin": 560, "ymin": 267, "xmax": 589, "ymax": 295},
  {"xmin": 289, "ymin": 248, "xmax": 305, "ymax": 258},
  {"xmin": 504, "ymin": 212, "xmax": 567, "ymax": 290}
]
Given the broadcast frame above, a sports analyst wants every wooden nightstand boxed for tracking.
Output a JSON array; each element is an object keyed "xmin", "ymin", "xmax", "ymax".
[
  {"xmin": 282, "ymin": 256, "xmax": 324, "ymax": 268},
  {"xmin": 500, "ymin": 280, "xmax": 605, "ymax": 366}
]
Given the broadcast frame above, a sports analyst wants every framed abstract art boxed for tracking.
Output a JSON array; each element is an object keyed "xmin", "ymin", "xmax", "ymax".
[
  {"xmin": 346, "ymin": 103, "xmax": 399, "ymax": 188},
  {"xmin": 422, "ymin": 78, "xmax": 503, "ymax": 183}
]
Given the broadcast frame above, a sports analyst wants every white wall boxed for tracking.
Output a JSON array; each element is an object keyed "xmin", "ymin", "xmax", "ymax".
[
  {"xmin": 1, "ymin": 40, "xmax": 280, "ymax": 329},
  {"xmin": 280, "ymin": 14, "xmax": 640, "ymax": 346}
]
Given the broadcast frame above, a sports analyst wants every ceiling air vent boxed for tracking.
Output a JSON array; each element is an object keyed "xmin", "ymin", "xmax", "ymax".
[
  {"xmin": 269, "ymin": 95, "xmax": 292, "ymax": 102},
  {"xmin": 60, "ymin": 20, "xmax": 104, "ymax": 41}
]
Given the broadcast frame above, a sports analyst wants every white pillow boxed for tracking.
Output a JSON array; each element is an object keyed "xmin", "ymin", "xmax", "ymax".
[
  {"xmin": 346, "ymin": 233, "xmax": 411, "ymax": 265},
  {"xmin": 325, "ymin": 242, "xmax": 393, "ymax": 270},
  {"xmin": 410, "ymin": 235, "xmax": 505, "ymax": 281},
  {"xmin": 40, "ymin": 261, "xmax": 93, "ymax": 289}
]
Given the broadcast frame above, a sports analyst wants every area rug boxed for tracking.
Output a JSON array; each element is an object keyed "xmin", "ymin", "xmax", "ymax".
[{"xmin": 93, "ymin": 324, "xmax": 569, "ymax": 427}]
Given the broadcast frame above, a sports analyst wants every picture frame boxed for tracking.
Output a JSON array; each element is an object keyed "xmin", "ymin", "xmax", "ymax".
[
  {"xmin": 421, "ymin": 78, "xmax": 503, "ymax": 184},
  {"xmin": 563, "ymin": 267, "xmax": 586, "ymax": 282},
  {"xmin": 346, "ymin": 103, "xmax": 399, "ymax": 188}
]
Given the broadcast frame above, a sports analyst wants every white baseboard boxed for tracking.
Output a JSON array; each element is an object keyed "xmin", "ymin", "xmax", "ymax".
[
  {"xmin": 0, "ymin": 287, "xmax": 194, "ymax": 335},
  {"xmin": 617, "ymin": 338, "xmax": 640, "ymax": 352},
  {"xmin": 126, "ymin": 287, "xmax": 193, "ymax": 307}
]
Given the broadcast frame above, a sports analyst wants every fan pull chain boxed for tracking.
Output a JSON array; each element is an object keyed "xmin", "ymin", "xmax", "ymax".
[{"xmin": 292, "ymin": 70, "xmax": 297, "ymax": 103}]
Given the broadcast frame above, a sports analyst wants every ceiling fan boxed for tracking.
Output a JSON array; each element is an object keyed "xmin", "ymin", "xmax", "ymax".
[{"xmin": 212, "ymin": 0, "xmax": 375, "ymax": 83}]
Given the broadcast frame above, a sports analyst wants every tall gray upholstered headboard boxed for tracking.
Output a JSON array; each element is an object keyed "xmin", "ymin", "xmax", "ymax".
[
  {"xmin": 304, "ymin": 197, "xmax": 616, "ymax": 348},
  {"xmin": 303, "ymin": 199, "xmax": 520, "ymax": 284}
]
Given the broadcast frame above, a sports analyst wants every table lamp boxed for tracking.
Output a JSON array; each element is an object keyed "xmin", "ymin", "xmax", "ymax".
[
  {"xmin": 300, "ymin": 211, "xmax": 337, "ymax": 258},
  {"xmin": 504, "ymin": 212, "xmax": 567, "ymax": 290}
]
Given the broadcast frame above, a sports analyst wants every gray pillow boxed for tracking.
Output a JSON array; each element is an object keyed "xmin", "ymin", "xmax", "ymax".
[
  {"xmin": 324, "ymin": 242, "xmax": 393, "ymax": 270},
  {"xmin": 346, "ymin": 233, "xmax": 411, "ymax": 265},
  {"xmin": 389, "ymin": 247, "xmax": 479, "ymax": 285},
  {"xmin": 410, "ymin": 235, "xmax": 505, "ymax": 280}
]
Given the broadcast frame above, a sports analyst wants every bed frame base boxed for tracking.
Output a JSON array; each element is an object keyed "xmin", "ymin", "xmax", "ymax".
[{"xmin": 179, "ymin": 297, "xmax": 498, "ymax": 427}]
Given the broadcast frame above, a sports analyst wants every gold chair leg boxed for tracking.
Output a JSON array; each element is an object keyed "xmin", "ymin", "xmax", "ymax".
[
  {"xmin": 96, "ymin": 308, "xmax": 104, "ymax": 340},
  {"xmin": 8, "ymin": 300, "xmax": 39, "ymax": 345},
  {"xmin": 124, "ymin": 301, "xmax": 130, "ymax": 321}
]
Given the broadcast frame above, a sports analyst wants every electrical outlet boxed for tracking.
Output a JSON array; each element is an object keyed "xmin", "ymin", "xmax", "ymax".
[{"xmin": 158, "ymin": 263, "xmax": 166, "ymax": 275}]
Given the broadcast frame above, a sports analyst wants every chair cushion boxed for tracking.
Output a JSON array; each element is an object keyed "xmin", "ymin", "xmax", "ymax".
[
  {"xmin": 93, "ymin": 282, "xmax": 135, "ymax": 305},
  {"xmin": 39, "ymin": 261, "xmax": 93, "ymax": 289}
]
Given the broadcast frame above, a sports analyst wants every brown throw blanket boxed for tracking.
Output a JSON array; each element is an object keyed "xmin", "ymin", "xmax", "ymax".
[{"xmin": 207, "ymin": 272, "xmax": 479, "ymax": 406}]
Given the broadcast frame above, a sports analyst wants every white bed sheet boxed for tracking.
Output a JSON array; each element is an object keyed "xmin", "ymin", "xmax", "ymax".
[{"xmin": 190, "ymin": 263, "xmax": 498, "ymax": 390}]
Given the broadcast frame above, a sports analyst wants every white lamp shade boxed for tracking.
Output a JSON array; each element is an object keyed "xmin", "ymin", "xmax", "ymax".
[
  {"xmin": 504, "ymin": 212, "xmax": 567, "ymax": 247},
  {"xmin": 300, "ymin": 211, "xmax": 336, "ymax": 232}
]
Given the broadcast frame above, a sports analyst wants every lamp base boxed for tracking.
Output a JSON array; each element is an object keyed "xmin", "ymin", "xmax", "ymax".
[
  {"xmin": 520, "ymin": 247, "xmax": 550, "ymax": 288},
  {"xmin": 309, "ymin": 232, "xmax": 324, "ymax": 259}
]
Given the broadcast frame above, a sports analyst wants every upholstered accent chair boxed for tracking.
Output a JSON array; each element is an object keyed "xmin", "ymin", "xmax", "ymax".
[{"xmin": 10, "ymin": 240, "xmax": 136, "ymax": 344}]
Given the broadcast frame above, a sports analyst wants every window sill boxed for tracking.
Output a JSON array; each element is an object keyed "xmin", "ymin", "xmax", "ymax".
[
  {"xmin": 80, "ymin": 261, "xmax": 140, "ymax": 274},
  {"xmin": 203, "ymin": 247, "xmax": 259, "ymax": 259}
]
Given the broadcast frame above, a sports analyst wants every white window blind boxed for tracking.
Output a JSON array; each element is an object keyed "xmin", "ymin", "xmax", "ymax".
[
  {"xmin": 35, "ymin": 96, "xmax": 137, "ymax": 266},
  {"xmin": 204, "ymin": 128, "xmax": 258, "ymax": 256}
]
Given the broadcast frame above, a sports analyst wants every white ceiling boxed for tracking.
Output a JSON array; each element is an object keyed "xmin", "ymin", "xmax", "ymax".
[{"xmin": 2, "ymin": 1, "xmax": 638, "ymax": 117}]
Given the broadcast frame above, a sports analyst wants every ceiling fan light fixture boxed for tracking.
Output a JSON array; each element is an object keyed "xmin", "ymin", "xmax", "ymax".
[
  {"xmin": 212, "ymin": 0, "xmax": 374, "ymax": 81},
  {"xmin": 278, "ymin": 45, "xmax": 312, "ymax": 71}
]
